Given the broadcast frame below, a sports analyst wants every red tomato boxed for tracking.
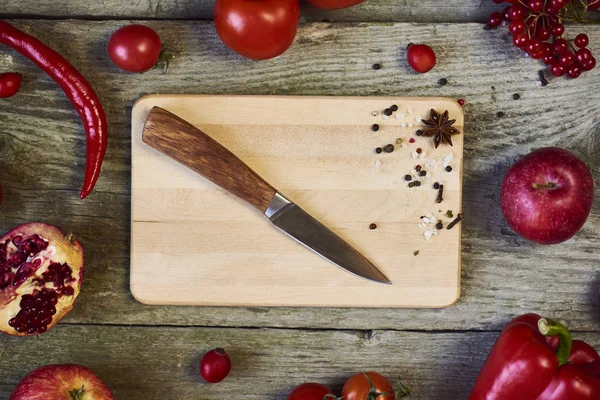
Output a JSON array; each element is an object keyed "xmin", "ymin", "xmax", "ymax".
[
  {"xmin": 0, "ymin": 72, "xmax": 21, "ymax": 98},
  {"xmin": 108, "ymin": 24, "xmax": 162, "ymax": 72},
  {"xmin": 407, "ymin": 43, "xmax": 437, "ymax": 73},
  {"xmin": 342, "ymin": 372, "xmax": 395, "ymax": 400},
  {"xmin": 304, "ymin": 0, "xmax": 364, "ymax": 9},
  {"xmin": 214, "ymin": 0, "xmax": 300, "ymax": 60},
  {"xmin": 287, "ymin": 383, "xmax": 335, "ymax": 400}
]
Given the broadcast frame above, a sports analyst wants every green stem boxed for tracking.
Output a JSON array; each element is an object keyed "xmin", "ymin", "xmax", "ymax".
[
  {"xmin": 532, "ymin": 182, "xmax": 556, "ymax": 190},
  {"xmin": 69, "ymin": 386, "xmax": 86, "ymax": 400},
  {"xmin": 538, "ymin": 318, "xmax": 573, "ymax": 366}
]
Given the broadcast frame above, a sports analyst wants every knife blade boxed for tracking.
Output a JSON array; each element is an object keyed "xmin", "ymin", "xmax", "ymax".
[{"xmin": 141, "ymin": 106, "xmax": 391, "ymax": 285}]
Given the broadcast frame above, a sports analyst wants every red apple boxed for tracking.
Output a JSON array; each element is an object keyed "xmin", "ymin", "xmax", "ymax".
[
  {"xmin": 10, "ymin": 364, "xmax": 114, "ymax": 400},
  {"xmin": 501, "ymin": 147, "xmax": 594, "ymax": 244}
]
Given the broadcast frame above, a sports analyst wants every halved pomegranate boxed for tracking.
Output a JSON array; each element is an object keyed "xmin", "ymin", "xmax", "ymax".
[{"xmin": 0, "ymin": 223, "xmax": 83, "ymax": 336}]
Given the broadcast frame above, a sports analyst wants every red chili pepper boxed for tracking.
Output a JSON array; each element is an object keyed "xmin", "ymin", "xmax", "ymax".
[
  {"xmin": 0, "ymin": 21, "xmax": 107, "ymax": 199},
  {"xmin": 470, "ymin": 313, "xmax": 600, "ymax": 400}
]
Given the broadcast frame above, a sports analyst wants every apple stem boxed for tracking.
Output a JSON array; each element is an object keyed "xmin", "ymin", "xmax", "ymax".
[
  {"xmin": 532, "ymin": 182, "xmax": 557, "ymax": 190},
  {"xmin": 69, "ymin": 386, "xmax": 86, "ymax": 400}
]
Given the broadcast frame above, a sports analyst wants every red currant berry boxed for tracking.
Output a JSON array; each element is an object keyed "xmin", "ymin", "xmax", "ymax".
[
  {"xmin": 509, "ymin": 21, "xmax": 527, "ymax": 35},
  {"xmin": 513, "ymin": 33, "xmax": 529, "ymax": 49},
  {"xmin": 558, "ymin": 51, "xmax": 575, "ymax": 67},
  {"xmin": 502, "ymin": 6, "xmax": 512, "ymax": 21},
  {"xmin": 582, "ymin": 57, "xmax": 596, "ymax": 71},
  {"xmin": 574, "ymin": 34, "xmax": 589, "ymax": 49},
  {"xmin": 545, "ymin": 4, "xmax": 559, "ymax": 15},
  {"xmin": 553, "ymin": 38, "xmax": 569, "ymax": 54},
  {"xmin": 567, "ymin": 64, "xmax": 582, "ymax": 79},
  {"xmin": 550, "ymin": 0, "xmax": 568, "ymax": 9},
  {"xmin": 528, "ymin": 0, "xmax": 544, "ymax": 12},
  {"xmin": 536, "ymin": 26, "xmax": 552, "ymax": 41},
  {"xmin": 542, "ymin": 43, "xmax": 554, "ymax": 57},
  {"xmin": 530, "ymin": 51, "xmax": 544, "ymax": 60},
  {"xmin": 527, "ymin": 39, "xmax": 543, "ymax": 55},
  {"xmin": 550, "ymin": 63, "xmax": 566, "ymax": 77},
  {"xmin": 489, "ymin": 12, "xmax": 504, "ymax": 28},
  {"xmin": 457, "ymin": 99, "xmax": 465, "ymax": 106},
  {"xmin": 576, "ymin": 48, "xmax": 593, "ymax": 64},
  {"xmin": 551, "ymin": 23, "xmax": 565, "ymax": 37},
  {"xmin": 407, "ymin": 43, "xmax": 436, "ymax": 73},
  {"xmin": 200, "ymin": 348, "xmax": 232, "ymax": 383},
  {"xmin": 508, "ymin": 4, "xmax": 527, "ymax": 20},
  {"xmin": 542, "ymin": 55, "xmax": 556, "ymax": 65}
]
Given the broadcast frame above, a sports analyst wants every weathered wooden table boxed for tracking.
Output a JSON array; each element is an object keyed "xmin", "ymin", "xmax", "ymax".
[{"xmin": 1, "ymin": 1, "xmax": 599, "ymax": 399}]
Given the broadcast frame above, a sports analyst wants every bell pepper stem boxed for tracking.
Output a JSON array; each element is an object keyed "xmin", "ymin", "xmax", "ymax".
[{"xmin": 538, "ymin": 318, "xmax": 572, "ymax": 366}]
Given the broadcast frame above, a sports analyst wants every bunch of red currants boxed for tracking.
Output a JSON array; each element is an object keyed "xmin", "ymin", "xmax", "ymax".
[{"xmin": 488, "ymin": 0, "xmax": 598, "ymax": 78}]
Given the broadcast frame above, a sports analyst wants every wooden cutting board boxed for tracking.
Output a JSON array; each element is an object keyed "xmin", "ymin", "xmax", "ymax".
[{"xmin": 130, "ymin": 95, "xmax": 464, "ymax": 308}]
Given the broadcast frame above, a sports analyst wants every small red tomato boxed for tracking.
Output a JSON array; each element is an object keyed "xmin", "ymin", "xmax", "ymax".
[
  {"xmin": 304, "ymin": 0, "xmax": 364, "ymax": 9},
  {"xmin": 342, "ymin": 372, "xmax": 395, "ymax": 400},
  {"xmin": 200, "ymin": 348, "xmax": 232, "ymax": 383},
  {"xmin": 108, "ymin": 25, "xmax": 163, "ymax": 72},
  {"xmin": 214, "ymin": 0, "xmax": 300, "ymax": 60},
  {"xmin": 287, "ymin": 383, "xmax": 335, "ymax": 400},
  {"xmin": 0, "ymin": 72, "xmax": 21, "ymax": 98},
  {"xmin": 407, "ymin": 43, "xmax": 436, "ymax": 73}
]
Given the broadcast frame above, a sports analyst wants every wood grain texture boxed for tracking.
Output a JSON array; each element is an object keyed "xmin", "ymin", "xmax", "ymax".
[
  {"xmin": 0, "ymin": 0, "xmax": 504, "ymax": 22},
  {"xmin": 132, "ymin": 95, "xmax": 464, "ymax": 308},
  {"xmin": 0, "ymin": 20, "xmax": 598, "ymax": 330},
  {"xmin": 2, "ymin": 324, "xmax": 599, "ymax": 399},
  {"xmin": 142, "ymin": 106, "xmax": 276, "ymax": 212}
]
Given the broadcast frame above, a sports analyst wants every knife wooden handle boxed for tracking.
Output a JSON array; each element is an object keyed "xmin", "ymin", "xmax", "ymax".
[{"xmin": 142, "ymin": 106, "xmax": 277, "ymax": 212}]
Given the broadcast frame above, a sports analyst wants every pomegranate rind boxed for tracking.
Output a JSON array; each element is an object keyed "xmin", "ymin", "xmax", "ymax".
[
  {"xmin": 9, "ymin": 364, "xmax": 114, "ymax": 400},
  {"xmin": 0, "ymin": 223, "xmax": 83, "ymax": 336}
]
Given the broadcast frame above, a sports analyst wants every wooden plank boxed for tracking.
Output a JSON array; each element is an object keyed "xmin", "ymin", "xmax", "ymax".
[
  {"xmin": 131, "ymin": 95, "xmax": 464, "ymax": 308},
  {"xmin": 1, "ymin": 1, "xmax": 503, "ymax": 22},
  {"xmin": 2, "ymin": 325, "xmax": 599, "ymax": 399},
  {"xmin": 0, "ymin": 20, "xmax": 598, "ymax": 329}
]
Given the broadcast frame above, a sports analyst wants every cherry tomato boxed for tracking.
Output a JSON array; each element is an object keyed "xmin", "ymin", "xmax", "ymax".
[
  {"xmin": 200, "ymin": 348, "xmax": 232, "ymax": 383},
  {"xmin": 342, "ymin": 372, "xmax": 395, "ymax": 400},
  {"xmin": 108, "ymin": 24, "xmax": 162, "ymax": 72},
  {"xmin": 304, "ymin": 0, "xmax": 364, "ymax": 9},
  {"xmin": 0, "ymin": 72, "xmax": 21, "ymax": 98},
  {"xmin": 407, "ymin": 43, "xmax": 437, "ymax": 73},
  {"xmin": 287, "ymin": 383, "xmax": 335, "ymax": 400},
  {"xmin": 214, "ymin": 0, "xmax": 300, "ymax": 60}
]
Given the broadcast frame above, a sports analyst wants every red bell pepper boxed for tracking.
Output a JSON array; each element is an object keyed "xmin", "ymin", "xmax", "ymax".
[{"xmin": 469, "ymin": 313, "xmax": 600, "ymax": 400}]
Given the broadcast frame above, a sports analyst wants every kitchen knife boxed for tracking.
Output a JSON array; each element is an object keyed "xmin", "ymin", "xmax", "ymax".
[{"xmin": 141, "ymin": 106, "xmax": 391, "ymax": 285}]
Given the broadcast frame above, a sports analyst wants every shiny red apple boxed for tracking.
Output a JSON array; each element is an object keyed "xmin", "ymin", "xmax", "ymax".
[
  {"xmin": 10, "ymin": 364, "xmax": 114, "ymax": 400},
  {"xmin": 501, "ymin": 147, "xmax": 594, "ymax": 244}
]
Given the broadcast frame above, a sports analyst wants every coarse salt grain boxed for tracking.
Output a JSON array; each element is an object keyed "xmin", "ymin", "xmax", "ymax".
[
  {"xmin": 401, "ymin": 143, "xmax": 407, "ymax": 148},
  {"xmin": 419, "ymin": 223, "xmax": 426, "ymax": 229},
  {"xmin": 426, "ymin": 213, "xmax": 433, "ymax": 219},
  {"xmin": 426, "ymin": 171, "xmax": 431, "ymax": 179},
  {"xmin": 426, "ymin": 159, "xmax": 436, "ymax": 167},
  {"xmin": 410, "ymin": 169, "xmax": 417, "ymax": 174},
  {"xmin": 442, "ymin": 161, "xmax": 449, "ymax": 168},
  {"xmin": 419, "ymin": 152, "xmax": 426, "ymax": 159},
  {"xmin": 382, "ymin": 115, "xmax": 389, "ymax": 120},
  {"xmin": 400, "ymin": 122, "xmax": 407, "ymax": 128},
  {"xmin": 411, "ymin": 151, "xmax": 419, "ymax": 158},
  {"xmin": 424, "ymin": 230, "xmax": 433, "ymax": 240},
  {"xmin": 415, "ymin": 116, "xmax": 422, "ymax": 123},
  {"xmin": 408, "ymin": 122, "xmax": 413, "ymax": 128},
  {"xmin": 422, "ymin": 217, "xmax": 430, "ymax": 224},
  {"xmin": 407, "ymin": 108, "xmax": 413, "ymax": 114},
  {"xmin": 433, "ymin": 229, "xmax": 439, "ymax": 236},
  {"xmin": 371, "ymin": 111, "xmax": 378, "ymax": 117},
  {"xmin": 375, "ymin": 160, "xmax": 381, "ymax": 168},
  {"xmin": 397, "ymin": 113, "xmax": 405, "ymax": 119}
]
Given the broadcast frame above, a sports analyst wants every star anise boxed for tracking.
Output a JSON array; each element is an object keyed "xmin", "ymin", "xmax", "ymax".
[{"xmin": 422, "ymin": 109, "xmax": 461, "ymax": 148}]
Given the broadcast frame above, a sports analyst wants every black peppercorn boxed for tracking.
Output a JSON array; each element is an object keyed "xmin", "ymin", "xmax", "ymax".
[
  {"xmin": 419, "ymin": 170, "xmax": 427, "ymax": 177},
  {"xmin": 436, "ymin": 222, "xmax": 443, "ymax": 230},
  {"xmin": 446, "ymin": 166, "xmax": 453, "ymax": 172},
  {"xmin": 408, "ymin": 182, "xmax": 415, "ymax": 188},
  {"xmin": 439, "ymin": 78, "xmax": 448, "ymax": 86},
  {"xmin": 497, "ymin": 111, "xmax": 505, "ymax": 118},
  {"xmin": 416, "ymin": 148, "xmax": 422, "ymax": 154},
  {"xmin": 414, "ymin": 181, "xmax": 421, "ymax": 187},
  {"xmin": 384, "ymin": 108, "xmax": 393, "ymax": 116},
  {"xmin": 513, "ymin": 93, "xmax": 521, "ymax": 100},
  {"xmin": 416, "ymin": 130, "xmax": 423, "ymax": 136},
  {"xmin": 369, "ymin": 223, "xmax": 377, "ymax": 230},
  {"xmin": 375, "ymin": 147, "xmax": 383, "ymax": 154},
  {"xmin": 384, "ymin": 144, "xmax": 395, "ymax": 153},
  {"xmin": 404, "ymin": 174, "xmax": 412, "ymax": 181},
  {"xmin": 433, "ymin": 182, "xmax": 440, "ymax": 190},
  {"xmin": 391, "ymin": 104, "xmax": 399, "ymax": 112},
  {"xmin": 372, "ymin": 63, "xmax": 381, "ymax": 70},
  {"xmin": 371, "ymin": 124, "xmax": 379, "ymax": 132}
]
